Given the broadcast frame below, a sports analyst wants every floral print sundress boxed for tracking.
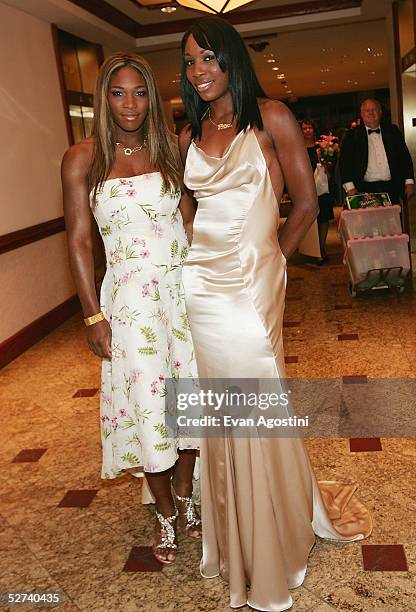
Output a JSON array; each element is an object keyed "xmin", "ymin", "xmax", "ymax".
[{"xmin": 91, "ymin": 172, "xmax": 198, "ymax": 478}]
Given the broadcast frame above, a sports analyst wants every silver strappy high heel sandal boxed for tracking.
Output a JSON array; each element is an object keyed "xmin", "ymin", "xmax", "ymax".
[
  {"xmin": 152, "ymin": 509, "xmax": 178, "ymax": 565},
  {"xmin": 172, "ymin": 489, "xmax": 202, "ymax": 539}
]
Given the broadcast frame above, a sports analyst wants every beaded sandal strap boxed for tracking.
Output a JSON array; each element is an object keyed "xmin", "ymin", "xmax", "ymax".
[
  {"xmin": 173, "ymin": 492, "xmax": 201, "ymax": 529},
  {"xmin": 154, "ymin": 510, "xmax": 178, "ymax": 551}
]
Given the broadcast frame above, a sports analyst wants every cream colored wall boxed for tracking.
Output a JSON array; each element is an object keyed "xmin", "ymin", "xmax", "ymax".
[
  {"xmin": 0, "ymin": 2, "xmax": 75, "ymax": 343},
  {"xmin": 0, "ymin": 234, "xmax": 74, "ymax": 342}
]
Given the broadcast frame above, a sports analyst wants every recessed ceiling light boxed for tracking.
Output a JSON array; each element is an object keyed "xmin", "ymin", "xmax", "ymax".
[
  {"xmin": 277, "ymin": 73, "xmax": 285, "ymax": 79},
  {"xmin": 272, "ymin": 66, "xmax": 279, "ymax": 70},
  {"xmin": 287, "ymin": 90, "xmax": 292, "ymax": 94},
  {"xmin": 267, "ymin": 59, "xmax": 276, "ymax": 63},
  {"xmin": 161, "ymin": 5, "xmax": 176, "ymax": 12},
  {"xmin": 354, "ymin": 81, "xmax": 358, "ymax": 85},
  {"xmin": 370, "ymin": 71, "xmax": 376, "ymax": 75},
  {"xmin": 360, "ymin": 60, "xmax": 365, "ymax": 64},
  {"xmin": 321, "ymin": 81, "xmax": 326, "ymax": 85},
  {"xmin": 367, "ymin": 47, "xmax": 372, "ymax": 52},
  {"xmin": 320, "ymin": 68, "xmax": 330, "ymax": 73}
]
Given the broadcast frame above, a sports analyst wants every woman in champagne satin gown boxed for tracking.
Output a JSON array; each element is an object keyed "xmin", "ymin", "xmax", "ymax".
[{"xmin": 179, "ymin": 17, "xmax": 372, "ymax": 611}]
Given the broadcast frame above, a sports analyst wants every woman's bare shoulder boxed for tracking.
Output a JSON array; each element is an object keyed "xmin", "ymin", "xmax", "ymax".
[
  {"xmin": 62, "ymin": 136, "xmax": 94, "ymax": 178},
  {"xmin": 258, "ymin": 98, "xmax": 293, "ymax": 127}
]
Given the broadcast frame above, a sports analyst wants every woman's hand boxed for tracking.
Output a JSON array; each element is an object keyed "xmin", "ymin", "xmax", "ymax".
[{"xmin": 87, "ymin": 319, "xmax": 112, "ymax": 360}]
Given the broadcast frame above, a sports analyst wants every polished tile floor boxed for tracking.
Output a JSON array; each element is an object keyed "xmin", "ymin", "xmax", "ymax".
[{"xmin": 1, "ymin": 221, "xmax": 415, "ymax": 611}]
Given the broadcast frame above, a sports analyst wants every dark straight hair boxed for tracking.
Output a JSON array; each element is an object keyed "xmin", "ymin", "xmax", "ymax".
[{"xmin": 180, "ymin": 16, "xmax": 266, "ymax": 139}]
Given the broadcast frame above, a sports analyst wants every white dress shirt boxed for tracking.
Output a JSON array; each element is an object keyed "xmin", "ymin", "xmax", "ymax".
[
  {"xmin": 363, "ymin": 127, "xmax": 391, "ymax": 182},
  {"xmin": 343, "ymin": 125, "xmax": 414, "ymax": 192}
]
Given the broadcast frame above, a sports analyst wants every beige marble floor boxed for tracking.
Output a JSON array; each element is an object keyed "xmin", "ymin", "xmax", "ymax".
[{"xmin": 1, "ymin": 222, "xmax": 415, "ymax": 611}]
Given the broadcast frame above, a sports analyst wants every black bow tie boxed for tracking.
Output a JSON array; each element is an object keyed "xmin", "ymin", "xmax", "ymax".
[{"xmin": 367, "ymin": 128, "xmax": 381, "ymax": 135}]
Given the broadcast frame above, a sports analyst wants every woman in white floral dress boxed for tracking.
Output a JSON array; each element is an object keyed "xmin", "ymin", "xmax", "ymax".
[{"xmin": 62, "ymin": 53, "xmax": 200, "ymax": 564}]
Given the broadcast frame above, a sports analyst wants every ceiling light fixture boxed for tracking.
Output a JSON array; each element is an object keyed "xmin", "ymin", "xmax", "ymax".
[
  {"xmin": 177, "ymin": 0, "xmax": 255, "ymax": 14},
  {"xmin": 161, "ymin": 5, "xmax": 176, "ymax": 11}
]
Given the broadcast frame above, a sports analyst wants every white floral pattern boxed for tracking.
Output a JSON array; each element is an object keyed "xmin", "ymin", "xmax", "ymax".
[{"xmin": 91, "ymin": 173, "xmax": 198, "ymax": 478}]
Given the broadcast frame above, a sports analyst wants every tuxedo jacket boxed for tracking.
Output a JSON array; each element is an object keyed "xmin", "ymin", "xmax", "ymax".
[{"xmin": 339, "ymin": 123, "xmax": 414, "ymax": 197}]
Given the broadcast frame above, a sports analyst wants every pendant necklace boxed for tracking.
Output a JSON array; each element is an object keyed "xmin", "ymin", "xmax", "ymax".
[
  {"xmin": 116, "ymin": 139, "xmax": 147, "ymax": 156},
  {"xmin": 208, "ymin": 108, "xmax": 234, "ymax": 131}
]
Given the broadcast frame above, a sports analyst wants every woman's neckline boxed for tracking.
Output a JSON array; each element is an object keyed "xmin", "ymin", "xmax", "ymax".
[
  {"xmin": 104, "ymin": 171, "xmax": 160, "ymax": 183},
  {"xmin": 191, "ymin": 129, "xmax": 245, "ymax": 160}
]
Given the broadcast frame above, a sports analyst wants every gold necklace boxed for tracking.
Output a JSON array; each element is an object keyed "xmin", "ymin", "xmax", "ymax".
[
  {"xmin": 208, "ymin": 108, "xmax": 234, "ymax": 131},
  {"xmin": 115, "ymin": 139, "xmax": 147, "ymax": 156}
]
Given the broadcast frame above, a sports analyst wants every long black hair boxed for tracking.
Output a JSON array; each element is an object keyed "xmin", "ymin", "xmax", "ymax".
[{"xmin": 180, "ymin": 16, "xmax": 266, "ymax": 139}]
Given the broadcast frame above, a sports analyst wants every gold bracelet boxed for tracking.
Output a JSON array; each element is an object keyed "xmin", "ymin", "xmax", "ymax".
[{"xmin": 84, "ymin": 311, "xmax": 105, "ymax": 327}]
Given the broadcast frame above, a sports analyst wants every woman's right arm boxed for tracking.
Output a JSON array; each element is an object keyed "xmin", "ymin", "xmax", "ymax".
[{"xmin": 61, "ymin": 144, "xmax": 112, "ymax": 360}]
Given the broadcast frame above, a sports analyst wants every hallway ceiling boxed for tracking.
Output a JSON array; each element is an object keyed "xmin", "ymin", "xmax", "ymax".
[
  {"xmin": 140, "ymin": 17, "xmax": 389, "ymax": 100},
  {"xmin": 3, "ymin": 0, "xmax": 392, "ymax": 100}
]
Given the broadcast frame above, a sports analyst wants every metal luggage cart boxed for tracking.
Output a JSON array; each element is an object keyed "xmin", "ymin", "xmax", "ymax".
[{"xmin": 347, "ymin": 266, "xmax": 407, "ymax": 298}]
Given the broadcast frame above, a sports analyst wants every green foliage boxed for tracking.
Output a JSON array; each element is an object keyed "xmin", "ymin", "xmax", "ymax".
[
  {"xmin": 154, "ymin": 441, "xmax": 171, "ymax": 452},
  {"xmin": 109, "ymin": 185, "xmax": 122, "ymax": 198},
  {"xmin": 120, "ymin": 452, "xmax": 140, "ymax": 465},
  {"xmin": 154, "ymin": 423, "xmax": 169, "ymax": 439},
  {"xmin": 141, "ymin": 326, "xmax": 157, "ymax": 343},
  {"xmin": 171, "ymin": 239, "xmax": 179, "ymax": 258},
  {"xmin": 120, "ymin": 416, "xmax": 136, "ymax": 430},
  {"xmin": 180, "ymin": 313, "xmax": 191, "ymax": 331},
  {"xmin": 138, "ymin": 347, "xmax": 158, "ymax": 356},
  {"xmin": 172, "ymin": 328, "xmax": 187, "ymax": 342},
  {"xmin": 180, "ymin": 245, "xmax": 188, "ymax": 261}
]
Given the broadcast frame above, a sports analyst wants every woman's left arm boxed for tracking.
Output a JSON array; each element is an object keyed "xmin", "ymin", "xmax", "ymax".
[
  {"xmin": 178, "ymin": 125, "xmax": 197, "ymax": 244},
  {"xmin": 263, "ymin": 100, "xmax": 318, "ymax": 259}
]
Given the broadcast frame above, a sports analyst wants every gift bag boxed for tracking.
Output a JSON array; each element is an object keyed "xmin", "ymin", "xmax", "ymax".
[{"xmin": 314, "ymin": 163, "xmax": 329, "ymax": 196}]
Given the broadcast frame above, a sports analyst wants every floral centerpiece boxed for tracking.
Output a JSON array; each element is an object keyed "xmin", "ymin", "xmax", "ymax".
[{"xmin": 315, "ymin": 134, "xmax": 340, "ymax": 166}]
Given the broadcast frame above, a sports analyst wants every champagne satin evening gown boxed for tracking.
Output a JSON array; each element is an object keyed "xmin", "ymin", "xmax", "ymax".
[{"xmin": 182, "ymin": 129, "xmax": 371, "ymax": 611}]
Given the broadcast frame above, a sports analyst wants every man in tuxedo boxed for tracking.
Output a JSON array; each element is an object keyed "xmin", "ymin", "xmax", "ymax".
[{"xmin": 339, "ymin": 98, "xmax": 414, "ymax": 203}]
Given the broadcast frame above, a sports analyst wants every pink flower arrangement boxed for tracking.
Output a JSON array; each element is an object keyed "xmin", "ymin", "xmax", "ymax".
[
  {"xmin": 131, "ymin": 369, "xmax": 143, "ymax": 383},
  {"xmin": 133, "ymin": 237, "xmax": 146, "ymax": 246},
  {"xmin": 121, "ymin": 271, "xmax": 133, "ymax": 285},
  {"xmin": 315, "ymin": 134, "xmax": 339, "ymax": 164},
  {"xmin": 151, "ymin": 220, "xmax": 163, "ymax": 238}
]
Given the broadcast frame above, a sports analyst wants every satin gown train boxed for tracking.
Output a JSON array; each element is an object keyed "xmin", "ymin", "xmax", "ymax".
[{"xmin": 182, "ymin": 128, "xmax": 371, "ymax": 612}]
